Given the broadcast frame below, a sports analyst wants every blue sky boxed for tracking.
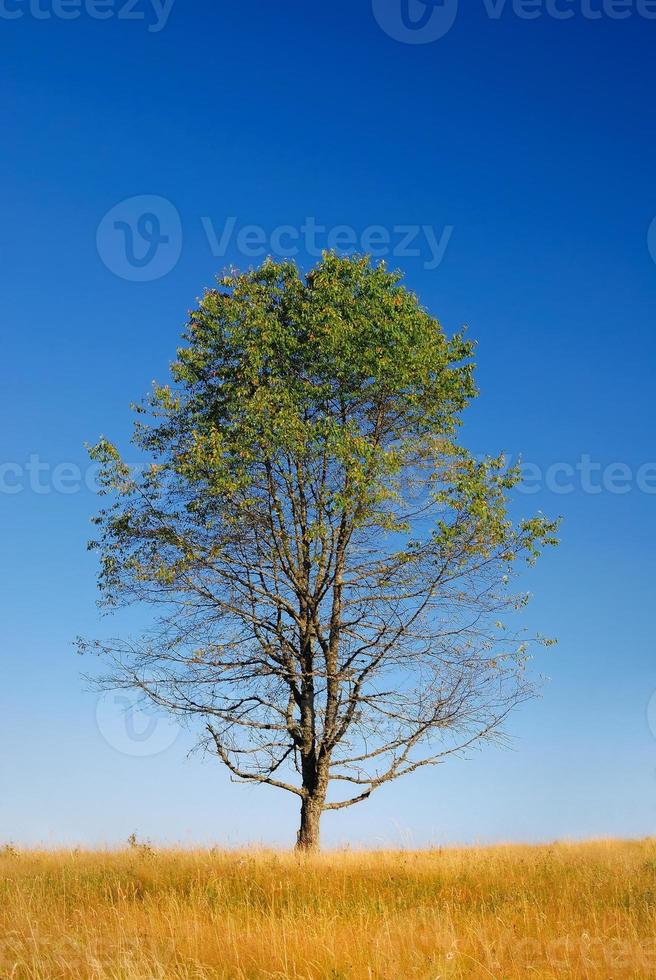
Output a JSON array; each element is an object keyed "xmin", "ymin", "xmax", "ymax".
[{"xmin": 1, "ymin": 0, "xmax": 655, "ymax": 847}]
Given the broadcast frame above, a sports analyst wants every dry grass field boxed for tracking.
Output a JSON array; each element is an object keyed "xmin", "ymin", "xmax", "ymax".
[{"xmin": 1, "ymin": 839, "xmax": 655, "ymax": 979}]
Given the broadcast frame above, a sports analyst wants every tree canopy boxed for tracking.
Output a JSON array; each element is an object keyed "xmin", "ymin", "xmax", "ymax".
[{"xmin": 83, "ymin": 253, "xmax": 558, "ymax": 849}]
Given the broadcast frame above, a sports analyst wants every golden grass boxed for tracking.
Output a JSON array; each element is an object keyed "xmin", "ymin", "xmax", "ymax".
[{"xmin": 1, "ymin": 839, "xmax": 655, "ymax": 978}]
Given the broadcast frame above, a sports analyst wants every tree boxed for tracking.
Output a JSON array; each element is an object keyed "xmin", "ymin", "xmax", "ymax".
[{"xmin": 82, "ymin": 254, "xmax": 558, "ymax": 851}]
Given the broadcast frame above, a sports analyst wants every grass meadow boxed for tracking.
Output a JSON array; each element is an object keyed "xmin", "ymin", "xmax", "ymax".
[{"xmin": 1, "ymin": 839, "xmax": 655, "ymax": 978}]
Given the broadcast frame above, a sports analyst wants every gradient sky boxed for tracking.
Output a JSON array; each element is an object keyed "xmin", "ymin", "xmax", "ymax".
[{"xmin": 1, "ymin": 0, "xmax": 655, "ymax": 848}]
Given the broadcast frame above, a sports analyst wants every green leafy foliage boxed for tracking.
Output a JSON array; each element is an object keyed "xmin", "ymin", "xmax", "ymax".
[{"xmin": 84, "ymin": 254, "xmax": 559, "ymax": 847}]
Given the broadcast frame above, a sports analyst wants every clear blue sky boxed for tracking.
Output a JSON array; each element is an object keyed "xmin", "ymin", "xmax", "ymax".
[{"xmin": 1, "ymin": 0, "xmax": 655, "ymax": 848}]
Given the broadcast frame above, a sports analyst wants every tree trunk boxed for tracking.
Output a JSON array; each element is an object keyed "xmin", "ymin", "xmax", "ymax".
[{"xmin": 296, "ymin": 795, "xmax": 323, "ymax": 851}]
